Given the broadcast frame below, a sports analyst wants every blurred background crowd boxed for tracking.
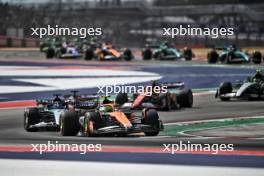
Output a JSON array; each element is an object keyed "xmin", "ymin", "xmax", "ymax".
[{"xmin": 0, "ymin": 0, "xmax": 263, "ymax": 47}]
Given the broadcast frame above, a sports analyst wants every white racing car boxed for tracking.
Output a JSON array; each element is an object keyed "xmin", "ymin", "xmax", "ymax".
[{"xmin": 215, "ymin": 70, "xmax": 264, "ymax": 101}]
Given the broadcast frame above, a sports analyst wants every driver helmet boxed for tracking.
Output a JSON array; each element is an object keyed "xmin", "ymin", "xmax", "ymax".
[
  {"xmin": 102, "ymin": 96, "xmax": 112, "ymax": 104},
  {"xmin": 256, "ymin": 69, "xmax": 262, "ymax": 74},
  {"xmin": 252, "ymin": 69, "xmax": 263, "ymax": 82},
  {"xmin": 230, "ymin": 44, "xmax": 236, "ymax": 51},
  {"xmin": 99, "ymin": 105, "xmax": 113, "ymax": 112},
  {"xmin": 53, "ymin": 97, "xmax": 61, "ymax": 102},
  {"xmin": 255, "ymin": 69, "xmax": 263, "ymax": 77},
  {"xmin": 161, "ymin": 41, "xmax": 169, "ymax": 49}
]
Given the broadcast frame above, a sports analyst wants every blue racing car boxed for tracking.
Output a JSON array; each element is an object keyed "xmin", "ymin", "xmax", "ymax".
[{"xmin": 24, "ymin": 92, "xmax": 99, "ymax": 132}]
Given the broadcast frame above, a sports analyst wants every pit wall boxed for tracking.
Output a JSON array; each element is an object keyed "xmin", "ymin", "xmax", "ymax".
[{"xmin": 0, "ymin": 36, "xmax": 39, "ymax": 47}]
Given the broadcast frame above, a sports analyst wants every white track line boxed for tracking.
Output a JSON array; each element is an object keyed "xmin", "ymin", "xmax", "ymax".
[
  {"xmin": 0, "ymin": 66, "xmax": 161, "ymax": 94},
  {"xmin": 0, "ymin": 159, "xmax": 263, "ymax": 176}
]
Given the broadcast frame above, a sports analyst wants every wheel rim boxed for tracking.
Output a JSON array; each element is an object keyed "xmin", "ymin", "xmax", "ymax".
[
  {"xmin": 24, "ymin": 114, "xmax": 29, "ymax": 129},
  {"xmin": 167, "ymin": 95, "xmax": 172, "ymax": 110},
  {"xmin": 188, "ymin": 92, "xmax": 193, "ymax": 106},
  {"xmin": 171, "ymin": 94, "xmax": 177, "ymax": 108},
  {"xmin": 84, "ymin": 119, "xmax": 89, "ymax": 136},
  {"xmin": 84, "ymin": 119, "xmax": 94, "ymax": 136},
  {"xmin": 60, "ymin": 118, "xmax": 64, "ymax": 135}
]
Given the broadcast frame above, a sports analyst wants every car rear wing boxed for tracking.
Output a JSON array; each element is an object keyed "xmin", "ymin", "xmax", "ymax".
[
  {"xmin": 160, "ymin": 82, "xmax": 185, "ymax": 89},
  {"xmin": 36, "ymin": 99, "xmax": 53, "ymax": 105},
  {"xmin": 214, "ymin": 47, "xmax": 227, "ymax": 50}
]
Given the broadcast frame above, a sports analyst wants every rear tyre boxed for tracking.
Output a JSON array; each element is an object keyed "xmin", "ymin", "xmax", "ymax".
[
  {"xmin": 183, "ymin": 48, "xmax": 193, "ymax": 61},
  {"xmin": 115, "ymin": 93, "xmax": 128, "ymax": 105},
  {"xmin": 143, "ymin": 109, "xmax": 160, "ymax": 136},
  {"xmin": 159, "ymin": 93, "xmax": 172, "ymax": 110},
  {"xmin": 252, "ymin": 51, "xmax": 262, "ymax": 64},
  {"xmin": 46, "ymin": 48, "xmax": 55, "ymax": 59},
  {"xmin": 85, "ymin": 48, "xmax": 94, "ymax": 60},
  {"xmin": 142, "ymin": 49, "xmax": 152, "ymax": 60},
  {"xmin": 123, "ymin": 49, "xmax": 133, "ymax": 61},
  {"xmin": 207, "ymin": 50, "xmax": 219, "ymax": 63},
  {"xmin": 177, "ymin": 89, "xmax": 193, "ymax": 108},
  {"xmin": 60, "ymin": 111, "xmax": 80, "ymax": 136},
  {"xmin": 24, "ymin": 108, "xmax": 39, "ymax": 132},
  {"xmin": 83, "ymin": 111, "xmax": 102, "ymax": 137},
  {"xmin": 219, "ymin": 82, "xmax": 232, "ymax": 101}
]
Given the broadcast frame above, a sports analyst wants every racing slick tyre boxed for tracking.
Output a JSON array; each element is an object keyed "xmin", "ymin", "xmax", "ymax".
[
  {"xmin": 46, "ymin": 47, "xmax": 55, "ymax": 59},
  {"xmin": 142, "ymin": 49, "xmax": 152, "ymax": 60},
  {"xmin": 225, "ymin": 54, "xmax": 233, "ymax": 64},
  {"xmin": 183, "ymin": 48, "xmax": 193, "ymax": 61},
  {"xmin": 219, "ymin": 54, "xmax": 226, "ymax": 63},
  {"xmin": 24, "ymin": 108, "xmax": 39, "ymax": 132},
  {"xmin": 177, "ymin": 89, "xmax": 193, "ymax": 108},
  {"xmin": 219, "ymin": 82, "xmax": 232, "ymax": 101},
  {"xmin": 169, "ymin": 93, "xmax": 179, "ymax": 109},
  {"xmin": 83, "ymin": 111, "xmax": 102, "ymax": 137},
  {"xmin": 115, "ymin": 93, "xmax": 128, "ymax": 105},
  {"xmin": 252, "ymin": 51, "xmax": 262, "ymax": 64},
  {"xmin": 60, "ymin": 111, "xmax": 80, "ymax": 136},
  {"xmin": 123, "ymin": 49, "xmax": 133, "ymax": 61},
  {"xmin": 60, "ymin": 47, "xmax": 67, "ymax": 54},
  {"xmin": 143, "ymin": 109, "xmax": 160, "ymax": 136},
  {"xmin": 159, "ymin": 93, "xmax": 172, "ymax": 110},
  {"xmin": 85, "ymin": 48, "xmax": 94, "ymax": 60},
  {"xmin": 207, "ymin": 50, "xmax": 219, "ymax": 63}
]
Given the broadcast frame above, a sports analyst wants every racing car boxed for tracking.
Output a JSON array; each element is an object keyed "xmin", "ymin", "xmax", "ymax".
[
  {"xmin": 41, "ymin": 37, "xmax": 83, "ymax": 59},
  {"xmin": 60, "ymin": 97, "xmax": 163, "ymax": 137},
  {"xmin": 46, "ymin": 42, "xmax": 82, "ymax": 59},
  {"xmin": 84, "ymin": 42, "xmax": 133, "ymax": 61},
  {"xmin": 207, "ymin": 45, "xmax": 262, "ymax": 64},
  {"xmin": 215, "ymin": 70, "xmax": 264, "ymax": 101},
  {"xmin": 39, "ymin": 37, "xmax": 53, "ymax": 52},
  {"xmin": 24, "ymin": 92, "xmax": 99, "ymax": 132},
  {"xmin": 142, "ymin": 42, "xmax": 193, "ymax": 61},
  {"xmin": 114, "ymin": 81, "xmax": 193, "ymax": 111}
]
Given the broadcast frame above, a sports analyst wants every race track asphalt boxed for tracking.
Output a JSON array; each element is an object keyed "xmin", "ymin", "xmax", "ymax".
[
  {"xmin": 0, "ymin": 56, "xmax": 264, "ymax": 168},
  {"xmin": 1, "ymin": 94, "xmax": 264, "ymax": 148}
]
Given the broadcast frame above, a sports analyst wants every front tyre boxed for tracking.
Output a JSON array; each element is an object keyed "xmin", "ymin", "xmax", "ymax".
[
  {"xmin": 177, "ymin": 89, "xmax": 193, "ymax": 108},
  {"xmin": 143, "ymin": 109, "xmax": 160, "ymax": 136},
  {"xmin": 83, "ymin": 111, "xmax": 102, "ymax": 137},
  {"xmin": 219, "ymin": 82, "xmax": 232, "ymax": 101},
  {"xmin": 252, "ymin": 51, "xmax": 262, "ymax": 64},
  {"xmin": 24, "ymin": 108, "xmax": 39, "ymax": 132},
  {"xmin": 60, "ymin": 111, "xmax": 80, "ymax": 136}
]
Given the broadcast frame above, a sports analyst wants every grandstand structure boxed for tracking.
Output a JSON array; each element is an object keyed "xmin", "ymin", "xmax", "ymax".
[{"xmin": 0, "ymin": 0, "xmax": 263, "ymax": 47}]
